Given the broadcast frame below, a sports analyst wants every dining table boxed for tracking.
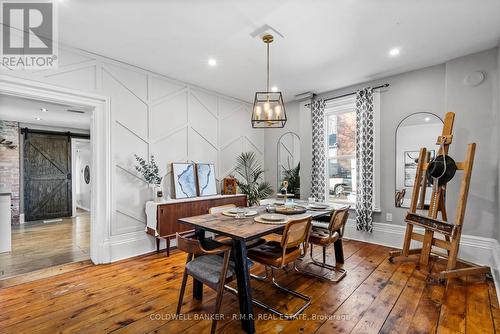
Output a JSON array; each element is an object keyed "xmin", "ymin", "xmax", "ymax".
[{"xmin": 178, "ymin": 200, "xmax": 346, "ymax": 334}]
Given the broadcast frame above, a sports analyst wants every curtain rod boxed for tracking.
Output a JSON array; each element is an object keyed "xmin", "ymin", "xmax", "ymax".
[{"xmin": 305, "ymin": 83, "xmax": 390, "ymax": 107}]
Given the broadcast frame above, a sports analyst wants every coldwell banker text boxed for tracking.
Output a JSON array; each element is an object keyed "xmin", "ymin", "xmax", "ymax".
[{"xmin": 1, "ymin": 0, "xmax": 58, "ymax": 69}]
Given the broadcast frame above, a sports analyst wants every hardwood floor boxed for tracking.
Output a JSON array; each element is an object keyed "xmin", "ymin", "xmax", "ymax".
[
  {"xmin": 0, "ymin": 239, "xmax": 498, "ymax": 333},
  {"xmin": 0, "ymin": 210, "xmax": 90, "ymax": 279}
]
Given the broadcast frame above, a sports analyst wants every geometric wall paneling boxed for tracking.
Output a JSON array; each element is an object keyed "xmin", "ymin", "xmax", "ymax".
[
  {"xmin": 113, "ymin": 166, "xmax": 149, "ymax": 235},
  {"xmin": 150, "ymin": 126, "xmax": 188, "ymax": 175},
  {"xmin": 113, "ymin": 122, "xmax": 149, "ymax": 174},
  {"xmin": 102, "ymin": 63, "xmax": 148, "ymax": 102},
  {"xmin": 219, "ymin": 103, "xmax": 249, "ymax": 148},
  {"xmin": 150, "ymin": 90, "xmax": 188, "ymax": 141},
  {"xmin": 188, "ymin": 127, "xmax": 218, "ymax": 165},
  {"xmin": 191, "ymin": 88, "xmax": 218, "ymax": 117},
  {"xmin": 243, "ymin": 136, "xmax": 264, "ymax": 163},
  {"xmin": 44, "ymin": 66, "xmax": 97, "ymax": 92},
  {"xmin": 219, "ymin": 96, "xmax": 245, "ymax": 119},
  {"xmin": 189, "ymin": 91, "xmax": 218, "ymax": 147},
  {"xmin": 57, "ymin": 48, "xmax": 96, "ymax": 68},
  {"xmin": 220, "ymin": 136, "xmax": 245, "ymax": 178},
  {"xmin": 102, "ymin": 69, "xmax": 149, "ymax": 140},
  {"xmin": 114, "ymin": 211, "xmax": 148, "ymax": 236},
  {"xmin": 150, "ymin": 75, "xmax": 186, "ymax": 102}
]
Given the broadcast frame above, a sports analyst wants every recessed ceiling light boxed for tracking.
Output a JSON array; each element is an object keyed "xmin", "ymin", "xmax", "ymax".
[
  {"xmin": 207, "ymin": 58, "xmax": 217, "ymax": 67},
  {"xmin": 40, "ymin": 108, "xmax": 48, "ymax": 112},
  {"xmin": 389, "ymin": 47, "xmax": 400, "ymax": 57},
  {"xmin": 424, "ymin": 117, "xmax": 431, "ymax": 122},
  {"xmin": 271, "ymin": 86, "xmax": 278, "ymax": 92},
  {"xmin": 35, "ymin": 117, "xmax": 42, "ymax": 121}
]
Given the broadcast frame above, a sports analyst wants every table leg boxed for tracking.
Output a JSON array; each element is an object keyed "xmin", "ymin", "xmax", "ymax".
[
  {"xmin": 233, "ymin": 239, "xmax": 255, "ymax": 334},
  {"xmin": 334, "ymin": 239, "xmax": 344, "ymax": 264},
  {"xmin": 193, "ymin": 229, "xmax": 206, "ymax": 301}
]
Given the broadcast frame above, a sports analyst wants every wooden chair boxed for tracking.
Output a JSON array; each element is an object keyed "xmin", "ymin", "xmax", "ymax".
[
  {"xmin": 245, "ymin": 216, "xmax": 312, "ymax": 319},
  {"xmin": 208, "ymin": 204, "xmax": 237, "ymax": 214},
  {"xmin": 295, "ymin": 206, "xmax": 349, "ymax": 282},
  {"xmin": 176, "ymin": 233, "xmax": 234, "ymax": 334}
]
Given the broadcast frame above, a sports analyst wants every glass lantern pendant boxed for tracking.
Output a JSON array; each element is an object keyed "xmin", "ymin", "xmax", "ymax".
[{"xmin": 251, "ymin": 34, "xmax": 286, "ymax": 128}]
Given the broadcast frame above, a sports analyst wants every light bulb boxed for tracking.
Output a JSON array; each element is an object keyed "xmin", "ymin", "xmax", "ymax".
[
  {"xmin": 275, "ymin": 105, "xmax": 282, "ymax": 118},
  {"xmin": 255, "ymin": 106, "xmax": 261, "ymax": 120},
  {"xmin": 263, "ymin": 102, "xmax": 270, "ymax": 111}
]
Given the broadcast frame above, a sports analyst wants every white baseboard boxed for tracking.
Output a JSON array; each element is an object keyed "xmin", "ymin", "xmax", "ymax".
[
  {"xmin": 343, "ymin": 219, "xmax": 495, "ymax": 266},
  {"xmin": 344, "ymin": 219, "xmax": 500, "ymax": 303}
]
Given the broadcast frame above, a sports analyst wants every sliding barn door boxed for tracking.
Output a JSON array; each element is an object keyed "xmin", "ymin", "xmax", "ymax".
[{"xmin": 23, "ymin": 132, "xmax": 72, "ymax": 221}]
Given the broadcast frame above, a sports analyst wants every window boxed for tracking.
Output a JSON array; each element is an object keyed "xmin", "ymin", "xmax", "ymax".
[
  {"xmin": 323, "ymin": 93, "xmax": 380, "ymax": 210},
  {"xmin": 325, "ymin": 97, "xmax": 357, "ymax": 204}
]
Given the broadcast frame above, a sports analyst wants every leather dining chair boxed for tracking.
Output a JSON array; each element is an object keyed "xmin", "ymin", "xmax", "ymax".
[
  {"xmin": 245, "ymin": 216, "xmax": 312, "ymax": 319},
  {"xmin": 175, "ymin": 233, "xmax": 234, "ymax": 334},
  {"xmin": 296, "ymin": 206, "xmax": 349, "ymax": 282}
]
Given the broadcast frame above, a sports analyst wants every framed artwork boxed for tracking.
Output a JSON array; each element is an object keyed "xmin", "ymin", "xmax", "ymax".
[
  {"xmin": 404, "ymin": 150, "xmax": 435, "ymax": 187},
  {"xmin": 196, "ymin": 163, "xmax": 218, "ymax": 196},
  {"xmin": 223, "ymin": 176, "xmax": 237, "ymax": 195},
  {"xmin": 171, "ymin": 163, "xmax": 197, "ymax": 199}
]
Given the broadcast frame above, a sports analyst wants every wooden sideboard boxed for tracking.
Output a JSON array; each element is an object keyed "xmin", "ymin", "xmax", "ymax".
[{"xmin": 146, "ymin": 194, "xmax": 247, "ymax": 255}]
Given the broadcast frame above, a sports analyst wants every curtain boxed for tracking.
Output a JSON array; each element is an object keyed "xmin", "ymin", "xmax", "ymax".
[
  {"xmin": 310, "ymin": 99, "xmax": 327, "ymax": 202},
  {"xmin": 355, "ymin": 88, "xmax": 374, "ymax": 232}
]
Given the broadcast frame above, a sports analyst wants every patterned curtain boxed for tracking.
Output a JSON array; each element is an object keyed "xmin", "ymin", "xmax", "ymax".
[
  {"xmin": 311, "ymin": 99, "xmax": 327, "ymax": 202},
  {"xmin": 355, "ymin": 88, "xmax": 374, "ymax": 232}
]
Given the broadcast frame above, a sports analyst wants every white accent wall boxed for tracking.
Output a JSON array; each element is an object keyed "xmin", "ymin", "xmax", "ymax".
[{"xmin": 1, "ymin": 47, "xmax": 264, "ymax": 258}]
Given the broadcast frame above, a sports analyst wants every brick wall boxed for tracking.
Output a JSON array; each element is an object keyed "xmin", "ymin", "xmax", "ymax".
[{"xmin": 0, "ymin": 121, "xmax": 20, "ymax": 224}]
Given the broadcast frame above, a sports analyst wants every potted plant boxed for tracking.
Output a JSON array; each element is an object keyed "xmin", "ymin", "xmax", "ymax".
[
  {"xmin": 134, "ymin": 154, "xmax": 164, "ymax": 201},
  {"xmin": 282, "ymin": 162, "xmax": 300, "ymax": 197},
  {"xmin": 234, "ymin": 152, "xmax": 273, "ymax": 206}
]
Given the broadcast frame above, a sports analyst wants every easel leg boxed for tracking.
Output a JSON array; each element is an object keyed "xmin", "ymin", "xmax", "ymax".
[
  {"xmin": 419, "ymin": 230, "xmax": 434, "ymax": 271},
  {"xmin": 402, "ymin": 224, "xmax": 414, "ymax": 257}
]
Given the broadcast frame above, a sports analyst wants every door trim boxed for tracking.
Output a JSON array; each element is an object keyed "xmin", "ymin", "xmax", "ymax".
[{"xmin": 0, "ymin": 75, "xmax": 112, "ymax": 264}]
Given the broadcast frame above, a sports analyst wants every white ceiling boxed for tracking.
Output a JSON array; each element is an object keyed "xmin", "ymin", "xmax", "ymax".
[
  {"xmin": 0, "ymin": 95, "xmax": 91, "ymax": 130},
  {"xmin": 55, "ymin": 0, "xmax": 500, "ymax": 102}
]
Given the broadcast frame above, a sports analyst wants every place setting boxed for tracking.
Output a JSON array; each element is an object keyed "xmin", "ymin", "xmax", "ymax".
[{"xmin": 221, "ymin": 207, "xmax": 259, "ymax": 219}]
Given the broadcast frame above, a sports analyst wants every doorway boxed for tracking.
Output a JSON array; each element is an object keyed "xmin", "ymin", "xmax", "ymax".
[
  {"xmin": 0, "ymin": 75, "xmax": 111, "ymax": 280},
  {"xmin": 0, "ymin": 95, "xmax": 94, "ymax": 278}
]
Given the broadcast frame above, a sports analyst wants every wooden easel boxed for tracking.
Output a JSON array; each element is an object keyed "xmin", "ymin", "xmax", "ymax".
[{"xmin": 389, "ymin": 112, "xmax": 490, "ymax": 280}]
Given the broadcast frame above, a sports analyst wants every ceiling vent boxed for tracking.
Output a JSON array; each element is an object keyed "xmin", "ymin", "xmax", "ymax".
[{"xmin": 67, "ymin": 109, "xmax": 86, "ymax": 114}]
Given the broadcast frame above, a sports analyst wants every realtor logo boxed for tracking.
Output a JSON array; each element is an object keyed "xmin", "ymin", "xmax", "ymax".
[{"xmin": 1, "ymin": 0, "xmax": 58, "ymax": 69}]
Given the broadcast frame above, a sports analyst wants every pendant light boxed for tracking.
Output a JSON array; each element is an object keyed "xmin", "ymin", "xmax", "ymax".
[{"xmin": 251, "ymin": 34, "xmax": 286, "ymax": 128}]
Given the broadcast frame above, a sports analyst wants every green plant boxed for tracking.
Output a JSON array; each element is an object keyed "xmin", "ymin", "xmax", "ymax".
[
  {"xmin": 234, "ymin": 152, "xmax": 273, "ymax": 206},
  {"xmin": 134, "ymin": 154, "xmax": 162, "ymax": 185},
  {"xmin": 282, "ymin": 161, "xmax": 300, "ymax": 195}
]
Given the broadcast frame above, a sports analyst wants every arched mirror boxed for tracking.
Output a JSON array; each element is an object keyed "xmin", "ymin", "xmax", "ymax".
[
  {"xmin": 277, "ymin": 132, "xmax": 300, "ymax": 196},
  {"xmin": 395, "ymin": 112, "xmax": 443, "ymax": 208}
]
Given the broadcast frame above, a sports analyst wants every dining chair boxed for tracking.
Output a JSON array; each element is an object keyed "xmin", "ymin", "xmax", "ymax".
[
  {"xmin": 208, "ymin": 204, "xmax": 236, "ymax": 214},
  {"xmin": 296, "ymin": 206, "xmax": 349, "ymax": 283},
  {"xmin": 175, "ymin": 233, "xmax": 235, "ymax": 334},
  {"xmin": 245, "ymin": 216, "xmax": 313, "ymax": 319}
]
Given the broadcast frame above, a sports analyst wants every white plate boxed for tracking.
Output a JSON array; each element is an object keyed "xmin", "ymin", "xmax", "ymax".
[
  {"xmin": 222, "ymin": 210, "xmax": 258, "ymax": 217},
  {"xmin": 260, "ymin": 213, "xmax": 288, "ymax": 222},
  {"xmin": 308, "ymin": 203, "xmax": 329, "ymax": 209},
  {"xmin": 228, "ymin": 208, "xmax": 246, "ymax": 214}
]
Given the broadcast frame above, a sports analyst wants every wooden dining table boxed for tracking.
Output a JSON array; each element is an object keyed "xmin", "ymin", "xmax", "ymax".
[{"xmin": 178, "ymin": 201, "xmax": 345, "ymax": 334}]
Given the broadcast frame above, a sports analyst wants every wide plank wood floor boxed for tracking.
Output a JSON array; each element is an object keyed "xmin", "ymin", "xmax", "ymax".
[
  {"xmin": 0, "ymin": 210, "xmax": 90, "ymax": 279},
  {"xmin": 0, "ymin": 239, "xmax": 498, "ymax": 333}
]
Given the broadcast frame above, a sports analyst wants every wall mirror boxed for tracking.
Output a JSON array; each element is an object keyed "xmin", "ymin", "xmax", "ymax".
[
  {"xmin": 277, "ymin": 132, "xmax": 300, "ymax": 196},
  {"xmin": 395, "ymin": 112, "xmax": 443, "ymax": 208}
]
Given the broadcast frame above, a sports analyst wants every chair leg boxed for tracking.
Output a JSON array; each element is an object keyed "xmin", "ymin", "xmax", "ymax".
[
  {"xmin": 295, "ymin": 244, "xmax": 347, "ymax": 283},
  {"xmin": 176, "ymin": 269, "xmax": 189, "ymax": 314},
  {"xmin": 224, "ymin": 268, "xmax": 311, "ymax": 320},
  {"xmin": 211, "ymin": 280, "xmax": 226, "ymax": 334}
]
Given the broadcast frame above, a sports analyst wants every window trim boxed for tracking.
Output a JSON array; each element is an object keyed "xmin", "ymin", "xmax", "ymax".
[{"xmin": 323, "ymin": 93, "xmax": 381, "ymax": 211}]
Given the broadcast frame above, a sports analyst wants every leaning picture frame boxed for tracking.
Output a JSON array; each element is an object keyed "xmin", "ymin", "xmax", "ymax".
[
  {"xmin": 195, "ymin": 163, "xmax": 218, "ymax": 196},
  {"xmin": 171, "ymin": 162, "xmax": 197, "ymax": 199}
]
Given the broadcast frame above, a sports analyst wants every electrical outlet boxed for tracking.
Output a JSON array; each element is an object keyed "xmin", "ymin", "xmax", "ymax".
[{"xmin": 386, "ymin": 213, "xmax": 393, "ymax": 222}]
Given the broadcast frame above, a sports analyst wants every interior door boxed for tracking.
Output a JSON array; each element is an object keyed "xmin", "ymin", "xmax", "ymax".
[{"xmin": 24, "ymin": 132, "xmax": 72, "ymax": 221}]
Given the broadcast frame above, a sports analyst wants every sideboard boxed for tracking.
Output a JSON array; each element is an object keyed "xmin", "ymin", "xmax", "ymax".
[{"xmin": 146, "ymin": 194, "xmax": 247, "ymax": 255}]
